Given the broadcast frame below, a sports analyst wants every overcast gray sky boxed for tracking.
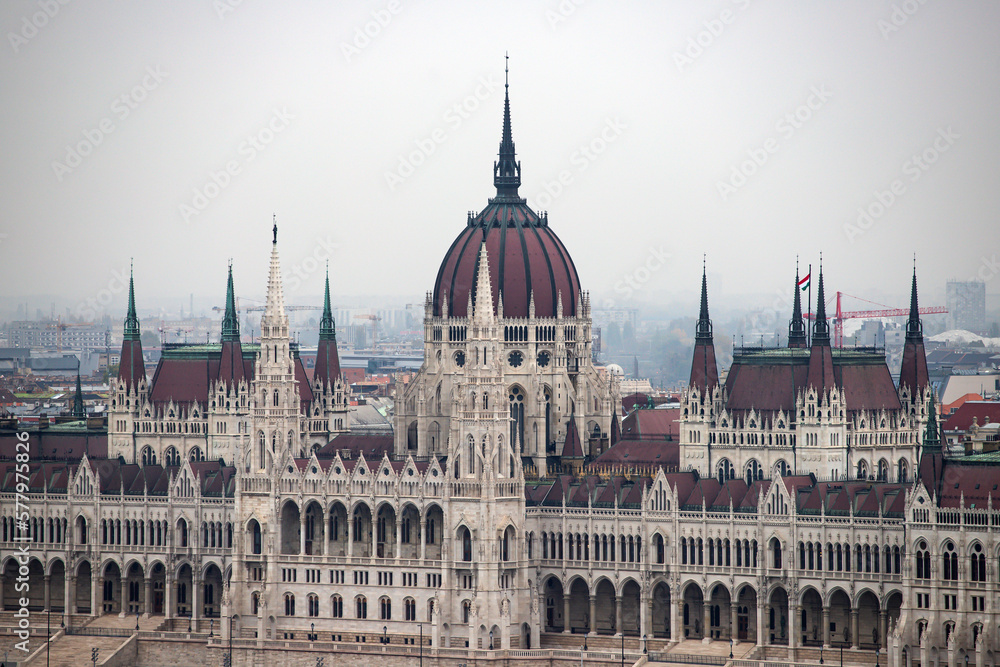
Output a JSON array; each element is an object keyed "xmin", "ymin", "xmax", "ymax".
[{"xmin": 2, "ymin": 1, "xmax": 998, "ymax": 320}]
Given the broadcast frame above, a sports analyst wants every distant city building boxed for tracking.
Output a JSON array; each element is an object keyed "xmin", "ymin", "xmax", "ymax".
[
  {"xmin": 7, "ymin": 320, "xmax": 109, "ymax": 351},
  {"xmin": 946, "ymin": 280, "xmax": 986, "ymax": 333}
]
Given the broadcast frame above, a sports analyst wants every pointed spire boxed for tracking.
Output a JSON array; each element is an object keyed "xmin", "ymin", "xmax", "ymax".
[
  {"xmin": 123, "ymin": 260, "xmax": 140, "ymax": 341},
  {"xmin": 695, "ymin": 256, "xmax": 712, "ymax": 341},
  {"xmin": 788, "ymin": 260, "xmax": 807, "ymax": 348},
  {"xmin": 221, "ymin": 262, "xmax": 240, "ymax": 342},
  {"xmin": 472, "ymin": 242, "xmax": 495, "ymax": 322},
  {"xmin": 899, "ymin": 262, "xmax": 929, "ymax": 398},
  {"xmin": 906, "ymin": 260, "xmax": 923, "ymax": 340},
  {"xmin": 811, "ymin": 258, "xmax": 830, "ymax": 345},
  {"xmin": 319, "ymin": 264, "xmax": 335, "ymax": 341},
  {"xmin": 72, "ymin": 370, "xmax": 84, "ymax": 418},
  {"xmin": 689, "ymin": 258, "xmax": 719, "ymax": 395},
  {"xmin": 262, "ymin": 218, "xmax": 289, "ymax": 330},
  {"xmin": 493, "ymin": 53, "xmax": 521, "ymax": 199}
]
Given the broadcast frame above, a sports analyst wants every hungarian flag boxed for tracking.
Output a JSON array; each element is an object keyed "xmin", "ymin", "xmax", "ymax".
[{"xmin": 798, "ymin": 273, "xmax": 810, "ymax": 292}]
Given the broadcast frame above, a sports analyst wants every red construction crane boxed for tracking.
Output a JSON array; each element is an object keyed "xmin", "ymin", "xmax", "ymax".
[{"xmin": 808, "ymin": 292, "xmax": 947, "ymax": 347}]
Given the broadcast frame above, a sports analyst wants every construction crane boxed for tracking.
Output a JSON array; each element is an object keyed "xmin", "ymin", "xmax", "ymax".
[
  {"xmin": 808, "ymin": 291, "xmax": 947, "ymax": 347},
  {"xmin": 354, "ymin": 313, "xmax": 383, "ymax": 344}
]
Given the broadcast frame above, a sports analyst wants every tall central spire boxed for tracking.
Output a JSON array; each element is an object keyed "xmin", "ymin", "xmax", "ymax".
[
  {"xmin": 262, "ymin": 218, "xmax": 288, "ymax": 329},
  {"xmin": 493, "ymin": 53, "xmax": 521, "ymax": 199}
]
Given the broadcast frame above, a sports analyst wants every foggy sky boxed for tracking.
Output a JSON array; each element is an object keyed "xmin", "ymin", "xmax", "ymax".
[{"xmin": 2, "ymin": 1, "xmax": 998, "ymax": 321}]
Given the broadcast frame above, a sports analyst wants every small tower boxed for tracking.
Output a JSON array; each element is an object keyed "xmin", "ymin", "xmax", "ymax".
[
  {"xmin": 109, "ymin": 264, "xmax": 147, "ymax": 461},
  {"xmin": 899, "ymin": 265, "xmax": 930, "ymax": 406},
  {"xmin": 689, "ymin": 260, "xmax": 719, "ymax": 399},
  {"xmin": 310, "ymin": 265, "xmax": 350, "ymax": 445},
  {"xmin": 250, "ymin": 220, "xmax": 302, "ymax": 471}
]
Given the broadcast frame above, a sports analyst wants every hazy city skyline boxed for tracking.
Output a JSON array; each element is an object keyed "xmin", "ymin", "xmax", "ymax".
[{"xmin": 3, "ymin": 2, "xmax": 999, "ymax": 321}]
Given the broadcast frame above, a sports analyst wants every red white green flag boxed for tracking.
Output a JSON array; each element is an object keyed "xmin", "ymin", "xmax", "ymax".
[{"xmin": 798, "ymin": 273, "xmax": 810, "ymax": 291}]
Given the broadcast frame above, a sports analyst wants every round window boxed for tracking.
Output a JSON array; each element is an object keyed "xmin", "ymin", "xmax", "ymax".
[
  {"xmin": 455, "ymin": 351, "xmax": 466, "ymax": 367},
  {"xmin": 537, "ymin": 350, "xmax": 550, "ymax": 368},
  {"xmin": 508, "ymin": 350, "xmax": 524, "ymax": 368}
]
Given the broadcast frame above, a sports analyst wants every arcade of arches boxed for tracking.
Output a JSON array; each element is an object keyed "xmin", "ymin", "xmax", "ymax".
[
  {"xmin": 539, "ymin": 574, "xmax": 900, "ymax": 649},
  {"xmin": 0, "ymin": 556, "xmax": 225, "ymax": 621}
]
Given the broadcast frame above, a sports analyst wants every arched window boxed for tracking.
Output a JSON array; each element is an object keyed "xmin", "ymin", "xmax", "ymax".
[
  {"xmin": 404, "ymin": 597, "xmax": 416, "ymax": 621},
  {"xmin": 251, "ymin": 592, "xmax": 259, "ymax": 615},
  {"xmin": 771, "ymin": 539, "xmax": 782, "ymax": 568},
  {"xmin": 744, "ymin": 460, "xmax": 762, "ymax": 485},
  {"xmin": 189, "ymin": 446, "xmax": 204, "ymax": 462},
  {"xmin": 141, "ymin": 446, "xmax": 156, "ymax": 466},
  {"xmin": 897, "ymin": 458, "xmax": 909, "ymax": 483},
  {"xmin": 356, "ymin": 596, "xmax": 368, "ymax": 619},
  {"xmin": 509, "ymin": 386, "xmax": 525, "ymax": 450},
  {"xmin": 331, "ymin": 595, "xmax": 343, "ymax": 618},
  {"xmin": 308, "ymin": 594, "xmax": 319, "ymax": 617},
  {"xmin": 284, "ymin": 593, "xmax": 295, "ymax": 616},
  {"xmin": 380, "ymin": 596, "xmax": 392, "ymax": 620},
  {"xmin": 717, "ymin": 459, "xmax": 734, "ymax": 483},
  {"xmin": 460, "ymin": 527, "xmax": 472, "ymax": 561},
  {"xmin": 970, "ymin": 543, "xmax": 986, "ymax": 582},
  {"xmin": 943, "ymin": 541, "xmax": 958, "ymax": 581},
  {"xmin": 164, "ymin": 446, "xmax": 180, "ymax": 467}
]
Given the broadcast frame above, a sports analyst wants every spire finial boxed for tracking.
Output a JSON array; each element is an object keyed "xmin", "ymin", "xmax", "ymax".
[
  {"xmin": 72, "ymin": 368, "xmax": 84, "ymax": 419},
  {"xmin": 272, "ymin": 214, "xmax": 277, "ymax": 244},
  {"xmin": 493, "ymin": 54, "xmax": 521, "ymax": 198}
]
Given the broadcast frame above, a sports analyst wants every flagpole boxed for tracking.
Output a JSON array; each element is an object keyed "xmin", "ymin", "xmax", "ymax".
[{"xmin": 807, "ymin": 263, "xmax": 812, "ymax": 347}]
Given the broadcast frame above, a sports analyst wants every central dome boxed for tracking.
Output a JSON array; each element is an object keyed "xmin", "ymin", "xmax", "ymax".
[{"xmin": 431, "ymin": 74, "xmax": 581, "ymax": 319}]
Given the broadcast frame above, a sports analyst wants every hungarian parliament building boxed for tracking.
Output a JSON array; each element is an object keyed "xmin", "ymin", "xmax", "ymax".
[{"xmin": 1, "ymin": 80, "xmax": 996, "ymax": 667}]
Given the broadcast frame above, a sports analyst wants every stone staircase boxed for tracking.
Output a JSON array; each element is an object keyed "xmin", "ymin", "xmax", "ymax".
[
  {"xmin": 26, "ymin": 634, "xmax": 125, "ymax": 667},
  {"xmin": 757, "ymin": 645, "xmax": 885, "ymax": 666}
]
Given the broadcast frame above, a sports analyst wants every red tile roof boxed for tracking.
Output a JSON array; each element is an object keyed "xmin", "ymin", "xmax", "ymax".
[{"xmin": 943, "ymin": 401, "xmax": 1000, "ymax": 432}]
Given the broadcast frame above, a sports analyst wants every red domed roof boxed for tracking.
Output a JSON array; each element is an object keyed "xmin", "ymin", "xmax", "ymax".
[
  {"xmin": 433, "ymin": 204, "xmax": 580, "ymax": 318},
  {"xmin": 432, "ymin": 70, "xmax": 581, "ymax": 319}
]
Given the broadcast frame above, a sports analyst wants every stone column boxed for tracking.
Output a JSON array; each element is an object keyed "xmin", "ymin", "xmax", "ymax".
[
  {"xmin": 299, "ymin": 515, "xmax": 306, "ymax": 555},
  {"xmin": 64, "ymin": 574, "xmax": 75, "ymax": 620},
  {"xmin": 92, "ymin": 574, "xmax": 101, "ymax": 617},
  {"xmin": 731, "ymin": 603, "xmax": 738, "ymax": 642},
  {"xmin": 144, "ymin": 577, "xmax": 153, "ymax": 617},
  {"xmin": 395, "ymin": 516, "xmax": 402, "ymax": 561},
  {"xmin": 43, "ymin": 574, "xmax": 51, "ymax": 612},
  {"xmin": 615, "ymin": 596, "xmax": 623, "ymax": 636},
  {"xmin": 563, "ymin": 593, "xmax": 572, "ymax": 633},
  {"xmin": 823, "ymin": 607, "xmax": 831, "ymax": 648},
  {"xmin": 850, "ymin": 609, "xmax": 859, "ymax": 649},
  {"xmin": 702, "ymin": 598, "xmax": 712, "ymax": 643},
  {"xmin": 371, "ymin": 515, "xmax": 378, "ymax": 559},
  {"xmin": 192, "ymin": 572, "xmax": 202, "ymax": 621},
  {"xmin": 420, "ymin": 519, "xmax": 427, "ymax": 561},
  {"xmin": 120, "ymin": 575, "xmax": 128, "ymax": 616},
  {"xmin": 347, "ymin": 517, "xmax": 354, "ymax": 557},
  {"xmin": 757, "ymin": 600, "xmax": 766, "ymax": 646},
  {"xmin": 789, "ymin": 602, "xmax": 799, "ymax": 649},
  {"xmin": 317, "ymin": 509, "xmax": 325, "ymax": 556},
  {"xmin": 669, "ymin": 595, "xmax": 680, "ymax": 643},
  {"xmin": 879, "ymin": 610, "xmax": 887, "ymax": 649},
  {"xmin": 589, "ymin": 595, "xmax": 597, "ymax": 635},
  {"xmin": 165, "ymin": 575, "xmax": 175, "ymax": 620}
]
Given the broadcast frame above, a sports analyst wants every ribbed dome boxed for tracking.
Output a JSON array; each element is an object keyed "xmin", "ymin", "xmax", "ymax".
[
  {"xmin": 431, "ymin": 64, "xmax": 581, "ymax": 320},
  {"xmin": 432, "ymin": 203, "xmax": 580, "ymax": 318}
]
